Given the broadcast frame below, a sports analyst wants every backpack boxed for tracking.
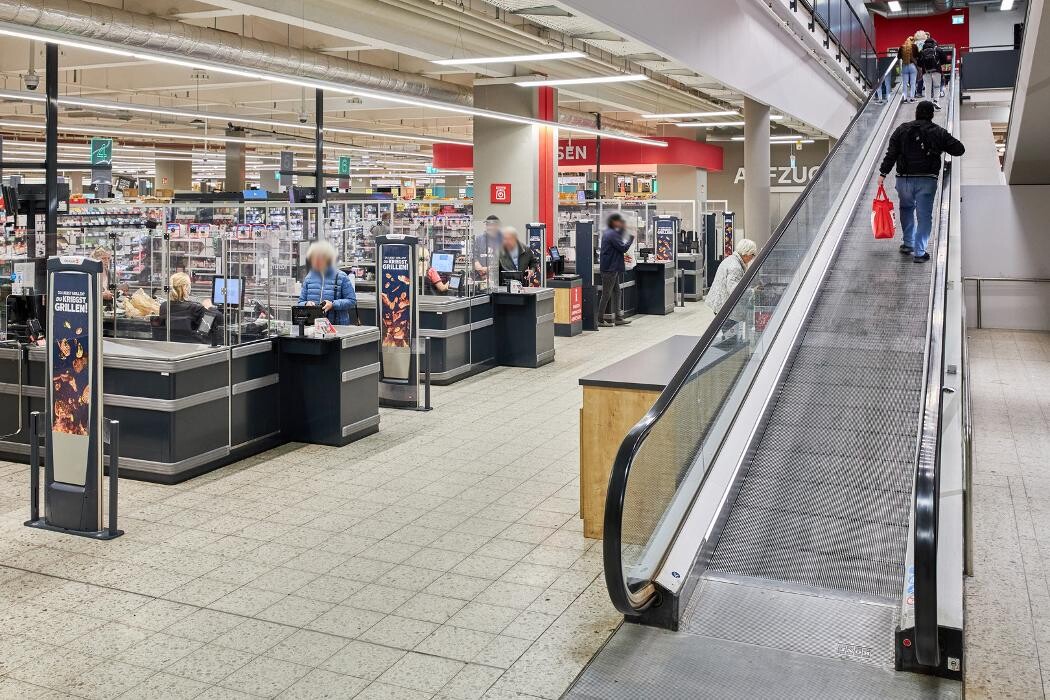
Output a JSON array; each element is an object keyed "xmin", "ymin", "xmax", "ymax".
[
  {"xmin": 919, "ymin": 41, "xmax": 939, "ymax": 68},
  {"xmin": 902, "ymin": 123, "xmax": 934, "ymax": 164}
]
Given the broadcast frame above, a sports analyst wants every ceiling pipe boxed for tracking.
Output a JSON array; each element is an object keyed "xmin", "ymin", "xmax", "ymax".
[
  {"xmin": 0, "ymin": 0, "xmax": 472, "ymax": 105},
  {"xmin": 558, "ymin": 107, "xmax": 651, "ymax": 137}
]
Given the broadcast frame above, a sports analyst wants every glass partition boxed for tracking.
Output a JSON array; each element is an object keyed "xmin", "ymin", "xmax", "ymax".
[{"xmin": 613, "ymin": 89, "xmax": 896, "ymax": 601}]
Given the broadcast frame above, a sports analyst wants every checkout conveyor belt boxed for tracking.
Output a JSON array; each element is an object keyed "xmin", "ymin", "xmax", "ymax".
[{"xmin": 568, "ymin": 84, "xmax": 964, "ymax": 699}]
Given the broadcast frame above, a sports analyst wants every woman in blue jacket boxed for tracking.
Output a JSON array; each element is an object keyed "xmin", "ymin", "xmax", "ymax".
[{"xmin": 298, "ymin": 241, "xmax": 357, "ymax": 325}]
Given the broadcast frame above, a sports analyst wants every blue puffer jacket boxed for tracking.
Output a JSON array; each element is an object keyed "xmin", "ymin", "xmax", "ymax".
[{"xmin": 298, "ymin": 267, "xmax": 357, "ymax": 325}]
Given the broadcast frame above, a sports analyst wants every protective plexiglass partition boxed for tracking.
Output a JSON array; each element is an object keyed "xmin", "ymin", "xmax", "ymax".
[{"xmin": 556, "ymin": 199, "xmax": 699, "ymax": 270}]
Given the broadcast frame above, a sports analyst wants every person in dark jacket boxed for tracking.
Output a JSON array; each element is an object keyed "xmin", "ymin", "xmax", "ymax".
[
  {"xmin": 597, "ymin": 213, "xmax": 634, "ymax": 327},
  {"xmin": 159, "ymin": 272, "xmax": 219, "ymax": 343},
  {"xmin": 298, "ymin": 241, "xmax": 357, "ymax": 324},
  {"xmin": 914, "ymin": 31, "xmax": 944, "ymax": 109},
  {"xmin": 878, "ymin": 100, "xmax": 965, "ymax": 262},
  {"xmin": 497, "ymin": 227, "xmax": 539, "ymax": 286}
]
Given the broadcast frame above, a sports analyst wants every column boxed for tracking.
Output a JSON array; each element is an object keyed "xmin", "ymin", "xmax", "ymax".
[
  {"xmin": 225, "ymin": 127, "xmax": 246, "ymax": 192},
  {"xmin": 743, "ymin": 97, "xmax": 771, "ymax": 248},
  {"xmin": 155, "ymin": 158, "xmax": 192, "ymax": 191},
  {"xmin": 473, "ymin": 83, "xmax": 557, "ymax": 240}
]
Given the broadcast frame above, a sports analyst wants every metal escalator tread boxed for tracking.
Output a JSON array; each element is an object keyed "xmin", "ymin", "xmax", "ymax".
[{"xmin": 705, "ymin": 103, "xmax": 945, "ymax": 601}]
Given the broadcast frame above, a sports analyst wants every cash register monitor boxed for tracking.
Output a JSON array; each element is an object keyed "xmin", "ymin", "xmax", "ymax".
[
  {"xmin": 431, "ymin": 252, "xmax": 455, "ymax": 274},
  {"xmin": 291, "ymin": 304, "xmax": 324, "ymax": 326},
  {"xmin": 447, "ymin": 272, "xmax": 463, "ymax": 293},
  {"xmin": 211, "ymin": 277, "xmax": 245, "ymax": 307},
  {"xmin": 548, "ymin": 247, "xmax": 561, "ymax": 262},
  {"xmin": 500, "ymin": 269, "xmax": 523, "ymax": 286}
]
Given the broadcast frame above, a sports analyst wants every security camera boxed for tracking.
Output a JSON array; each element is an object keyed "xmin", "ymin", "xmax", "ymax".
[
  {"xmin": 23, "ymin": 69, "xmax": 39, "ymax": 91},
  {"xmin": 297, "ymin": 112, "xmax": 309, "ymax": 124}
]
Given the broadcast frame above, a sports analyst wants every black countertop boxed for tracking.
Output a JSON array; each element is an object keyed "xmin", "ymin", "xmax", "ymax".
[{"xmin": 579, "ymin": 334, "xmax": 701, "ymax": 391}]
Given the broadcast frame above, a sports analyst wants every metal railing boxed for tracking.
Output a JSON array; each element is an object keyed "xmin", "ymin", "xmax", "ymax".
[{"xmin": 963, "ymin": 277, "xmax": 1050, "ymax": 329}]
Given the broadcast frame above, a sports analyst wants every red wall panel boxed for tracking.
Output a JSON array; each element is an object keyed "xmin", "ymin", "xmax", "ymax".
[{"xmin": 873, "ymin": 8, "xmax": 970, "ymax": 57}]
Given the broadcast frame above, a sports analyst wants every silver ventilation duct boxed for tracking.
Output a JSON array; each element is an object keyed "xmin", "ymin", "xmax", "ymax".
[
  {"xmin": 558, "ymin": 107, "xmax": 651, "ymax": 137},
  {"xmin": 0, "ymin": 0, "xmax": 472, "ymax": 106}
]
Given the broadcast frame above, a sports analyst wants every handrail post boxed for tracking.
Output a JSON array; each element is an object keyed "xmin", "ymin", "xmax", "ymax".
[
  {"xmin": 106, "ymin": 419, "xmax": 120, "ymax": 537},
  {"xmin": 28, "ymin": 411, "xmax": 40, "ymax": 522}
]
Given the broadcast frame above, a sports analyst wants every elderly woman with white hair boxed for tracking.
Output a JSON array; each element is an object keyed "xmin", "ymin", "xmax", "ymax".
[
  {"xmin": 706, "ymin": 238, "xmax": 758, "ymax": 316},
  {"xmin": 298, "ymin": 240, "xmax": 357, "ymax": 325}
]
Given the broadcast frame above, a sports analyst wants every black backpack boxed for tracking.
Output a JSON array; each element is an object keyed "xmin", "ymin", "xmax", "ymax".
[
  {"xmin": 902, "ymin": 123, "xmax": 934, "ymax": 165},
  {"xmin": 919, "ymin": 41, "xmax": 939, "ymax": 68}
]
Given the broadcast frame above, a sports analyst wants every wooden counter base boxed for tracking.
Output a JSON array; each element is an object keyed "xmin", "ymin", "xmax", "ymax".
[{"xmin": 579, "ymin": 384, "xmax": 660, "ymax": 539}]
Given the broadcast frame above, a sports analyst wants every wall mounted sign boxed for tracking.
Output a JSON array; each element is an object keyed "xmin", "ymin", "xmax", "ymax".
[{"xmin": 490, "ymin": 183, "xmax": 511, "ymax": 204}]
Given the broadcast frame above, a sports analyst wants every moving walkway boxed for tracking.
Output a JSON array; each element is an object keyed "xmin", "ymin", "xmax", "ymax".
[{"xmin": 567, "ymin": 63, "xmax": 971, "ymax": 699}]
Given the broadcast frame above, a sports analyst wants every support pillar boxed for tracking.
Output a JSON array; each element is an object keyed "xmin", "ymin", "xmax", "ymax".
[
  {"xmin": 315, "ymin": 88, "xmax": 325, "ymax": 200},
  {"xmin": 472, "ymin": 83, "xmax": 557, "ymax": 243},
  {"xmin": 156, "ymin": 158, "xmax": 192, "ymax": 191},
  {"xmin": 743, "ymin": 97, "xmax": 771, "ymax": 248},
  {"xmin": 225, "ymin": 127, "xmax": 246, "ymax": 192}
]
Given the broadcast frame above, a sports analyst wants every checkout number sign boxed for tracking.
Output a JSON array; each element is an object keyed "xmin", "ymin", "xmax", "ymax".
[
  {"xmin": 378, "ymin": 243, "xmax": 415, "ymax": 383},
  {"xmin": 569, "ymin": 286, "xmax": 582, "ymax": 324}
]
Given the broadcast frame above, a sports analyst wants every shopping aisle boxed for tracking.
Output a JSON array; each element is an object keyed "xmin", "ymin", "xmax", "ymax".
[
  {"xmin": 965, "ymin": 329, "xmax": 1050, "ymax": 700},
  {"xmin": 0, "ymin": 303, "xmax": 712, "ymax": 700}
]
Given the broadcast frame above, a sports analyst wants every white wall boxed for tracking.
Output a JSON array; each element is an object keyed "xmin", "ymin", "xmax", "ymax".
[
  {"xmin": 558, "ymin": 0, "xmax": 858, "ymax": 137},
  {"xmin": 961, "ymin": 185, "xmax": 1050, "ymax": 330},
  {"xmin": 969, "ymin": 3, "xmax": 1027, "ymax": 48}
]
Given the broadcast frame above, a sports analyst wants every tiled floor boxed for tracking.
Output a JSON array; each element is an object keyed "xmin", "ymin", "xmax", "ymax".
[
  {"xmin": 966, "ymin": 329, "xmax": 1050, "ymax": 700},
  {"xmin": 0, "ymin": 302, "xmax": 713, "ymax": 700}
]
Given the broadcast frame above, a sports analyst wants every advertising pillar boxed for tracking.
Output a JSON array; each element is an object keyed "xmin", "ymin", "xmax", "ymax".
[
  {"xmin": 376, "ymin": 235, "xmax": 420, "ymax": 407},
  {"xmin": 723, "ymin": 212, "xmax": 736, "ymax": 258},
  {"xmin": 525, "ymin": 222, "xmax": 546, "ymax": 285},
  {"xmin": 28, "ymin": 256, "xmax": 114, "ymax": 536},
  {"xmin": 654, "ymin": 216, "xmax": 679, "ymax": 263}
]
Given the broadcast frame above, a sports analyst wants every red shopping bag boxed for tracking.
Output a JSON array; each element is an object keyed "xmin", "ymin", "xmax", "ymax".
[{"xmin": 872, "ymin": 183, "xmax": 895, "ymax": 240}]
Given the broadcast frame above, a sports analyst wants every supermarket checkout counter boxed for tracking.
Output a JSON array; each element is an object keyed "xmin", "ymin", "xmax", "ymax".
[
  {"xmin": 492, "ymin": 287, "xmax": 555, "ymax": 368},
  {"xmin": 0, "ymin": 328, "xmax": 380, "ymax": 484},
  {"xmin": 355, "ymin": 292, "xmax": 496, "ymax": 385},
  {"xmin": 677, "ymin": 252, "xmax": 704, "ymax": 302},
  {"xmin": 634, "ymin": 261, "xmax": 676, "ymax": 315}
]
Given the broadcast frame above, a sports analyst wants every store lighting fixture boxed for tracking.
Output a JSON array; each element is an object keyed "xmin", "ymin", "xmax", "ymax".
[
  {"xmin": 433, "ymin": 51, "xmax": 586, "ymax": 66},
  {"xmin": 514, "ymin": 74, "xmax": 649, "ymax": 87},
  {"xmin": 887, "ymin": 1, "xmax": 902, "ymax": 12},
  {"xmin": 640, "ymin": 110, "xmax": 738, "ymax": 119},
  {"xmin": 1000, "ymin": 0, "xmax": 1014, "ymax": 9},
  {"xmin": 676, "ymin": 120, "xmax": 745, "ymax": 128},
  {"xmin": 730, "ymin": 136, "xmax": 815, "ymax": 143},
  {"xmin": 0, "ymin": 25, "xmax": 665, "ymax": 149}
]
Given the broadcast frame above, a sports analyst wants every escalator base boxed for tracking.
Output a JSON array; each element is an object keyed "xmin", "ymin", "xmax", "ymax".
[{"xmin": 566, "ymin": 624, "xmax": 962, "ymax": 700}]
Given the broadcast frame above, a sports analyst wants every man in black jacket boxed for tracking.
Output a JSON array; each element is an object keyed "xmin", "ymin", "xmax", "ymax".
[
  {"xmin": 914, "ymin": 30, "xmax": 944, "ymax": 108},
  {"xmin": 878, "ymin": 100, "xmax": 965, "ymax": 262},
  {"xmin": 598, "ymin": 213, "xmax": 634, "ymax": 327}
]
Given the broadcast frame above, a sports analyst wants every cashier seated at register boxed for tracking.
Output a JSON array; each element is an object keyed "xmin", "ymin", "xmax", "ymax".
[
  {"xmin": 298, "ymin": 240, "xmax": 358, "ymax": 324},
  {"xmin": 497, "ymin": 226, "xmax": 539, "ymax": 286},
  {"xmin": 158, "ymin": 272, "xmax": 220, "ymax": 343}
]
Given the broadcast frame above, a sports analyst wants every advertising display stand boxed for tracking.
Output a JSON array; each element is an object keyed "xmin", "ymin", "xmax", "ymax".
[
  {"xmin": 703, "ymin": 212, "xmax": 722, "ymax": 286},
  {"xmin": 525, "ymin": 222, "xmax": 547, "ymax": 284},
  {"xmin": 375, "ymin": 234, "xmax": 422, "ymax": 408},
  {"xmin": 634, "ymin": 215, "xmax": 677, "ymax": 315},
  {"xmin": 25, "ymin": 256, "xmax": 122, "ymax": 540}
]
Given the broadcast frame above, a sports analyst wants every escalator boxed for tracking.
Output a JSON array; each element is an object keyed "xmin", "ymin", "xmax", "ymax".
[{"xmin": 567, "ymin": 63, "xmax": 969, "ymax": 699}]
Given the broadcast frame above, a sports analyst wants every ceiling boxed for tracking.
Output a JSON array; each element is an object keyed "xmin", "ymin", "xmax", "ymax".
[{"xmin": 0, "ymin": 0, "xmax": 830, "ymax": 183}]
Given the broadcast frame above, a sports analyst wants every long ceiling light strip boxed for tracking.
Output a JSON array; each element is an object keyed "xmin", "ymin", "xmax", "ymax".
[
  {"xmin": 641, "ymin": 110, "xmax": 738, "ymax": 119},
  {"xmin": 674, "ymin": 115, "xmax": 785, "ymax": 128},
  {"xmin": 0, "ymin": 26, "xmax": 666, "ymax": 149},
  {"xmin": 514, "ymin": 74, "xmax": 649, "ymax": 88},
  {"xmin": 433, "ymin": 51, "xmax": 586, "ymax": 66}
]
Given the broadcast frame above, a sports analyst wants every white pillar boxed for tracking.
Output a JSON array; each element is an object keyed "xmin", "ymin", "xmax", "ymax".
[{"xmin": 743, "ymin": 97, "xmax": 771, "ymax": 248}]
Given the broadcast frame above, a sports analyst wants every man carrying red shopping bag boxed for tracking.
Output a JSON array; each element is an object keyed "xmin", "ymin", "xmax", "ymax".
[
  {"xmin": 876, "ymin": 100, "xmax": 965, "ymax": 262},
  {"xmin": 872, "ymin": 183, "xmax": 895, "ymax": 240}
]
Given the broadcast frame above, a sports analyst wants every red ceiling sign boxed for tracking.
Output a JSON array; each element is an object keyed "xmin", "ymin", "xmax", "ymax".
[
  {"xmin": 490, "ymin": 183, "xmax": 511, "ymax": 204},
  {"xmin": 434, "ymin": 136, "xmax": 724, "ymax": 172}
]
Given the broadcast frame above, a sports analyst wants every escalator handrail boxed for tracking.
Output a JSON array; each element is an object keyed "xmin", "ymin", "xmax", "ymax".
[
  {"xmin": 912, "ymin": 59, "xmax": 959, "ymax": 668},
  {"xmin": 603, "ymin": 57, "xmax": 902, "ymax": 615}
]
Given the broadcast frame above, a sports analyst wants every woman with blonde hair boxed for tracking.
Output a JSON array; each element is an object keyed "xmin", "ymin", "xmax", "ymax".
[
  {"xmin": 159, "ymin": 272, "xmax": 214, "ymax": 340},
  {"xmin": 298, "ymin": 240, "xmax": 357, "ymax": 325},
  {"xmin": 898, "ymin": 36, "xmax": 919, "ymax": 102}
]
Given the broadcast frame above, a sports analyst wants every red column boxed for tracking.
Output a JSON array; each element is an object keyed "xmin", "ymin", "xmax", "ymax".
[{"xmin": 537, "ymin": 86, "xmax": 556, "ymax": 248}]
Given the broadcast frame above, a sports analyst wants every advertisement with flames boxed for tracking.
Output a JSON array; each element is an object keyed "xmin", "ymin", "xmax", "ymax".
[{"xmin": 379, "ymin": 243, "xmax": 414, "ymax": 382}]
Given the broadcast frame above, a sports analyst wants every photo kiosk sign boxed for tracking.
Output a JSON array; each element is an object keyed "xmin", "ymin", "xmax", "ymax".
[
  {"xmin": 376, "ymin": 234, "xmax": 420, "ymax": 407},
  {"xmin": 654, "ymin": 216, "xmax": 679, "ymax": 263},
  {"xmin": 25, "ymin": 256, "xmax": 120, "ymax": 538},
  {"xmin": 525, "ymin": 222, "xmax": 546, "ymax": 285}
]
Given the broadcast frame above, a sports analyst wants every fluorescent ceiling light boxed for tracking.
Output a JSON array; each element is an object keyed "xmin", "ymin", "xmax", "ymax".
[
  {"xmin": 676, "ymin": 120, "xmax": 745, "ymax": 128},
  {"xmin": 1000, "ymin": 0, "xmax": 1014, "ymax": 9},
  {"xmin": 514, "ymin": 74, "xmax": 649, "ymax": 87},
  {"xmin": 0, "ymin": 25, "xmax": 665, "ymax": 149},
  {"xmin": 730, "ymin": 136, "xmax": 815, "ymax": 143},
  {"xmin": 641, "ymin": 110, "xmax": 738, "ymax": 119},
  {"xmin": 887, "ymin": 1, "xmax": 902, "ymax": 11},
  {"xmin": 433, "ymin": 51, "xmax": 585, "ymax": 66}
]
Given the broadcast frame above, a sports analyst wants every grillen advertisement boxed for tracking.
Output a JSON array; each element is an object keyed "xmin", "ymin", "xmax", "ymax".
[
  {"xmin": 378, "ymin": 240, "xmax": 415, "ymax": 383},
  {"xmin": 723, "ymin": 212, "xmax": 736, "ymax": 258},
  {"xmin": 654, "ymin": 217, "xmax": 677, "ymax": 263},
  {"xmin": 45, "ymin": 257, "xmax": 103, "ymax": 532}
]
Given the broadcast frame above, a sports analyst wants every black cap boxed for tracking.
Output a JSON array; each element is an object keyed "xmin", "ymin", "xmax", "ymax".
[{"xmin": 915, "ymin": 100, "xmax": 935, "ymax": 120}]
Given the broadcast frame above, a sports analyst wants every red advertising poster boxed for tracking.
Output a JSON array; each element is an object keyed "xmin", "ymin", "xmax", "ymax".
[{"xmin": 570, "ymin": 286, "xmax": 582, "ymax": 324}]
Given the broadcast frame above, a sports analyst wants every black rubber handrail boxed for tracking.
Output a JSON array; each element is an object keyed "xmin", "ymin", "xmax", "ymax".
[
  {"xmin": 603, "ymin": 57, "xmax": 901, "ymax": 616},
  {"xmin": 912, "ymin": 56, "xmax": 959, "ymax": 668}
]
